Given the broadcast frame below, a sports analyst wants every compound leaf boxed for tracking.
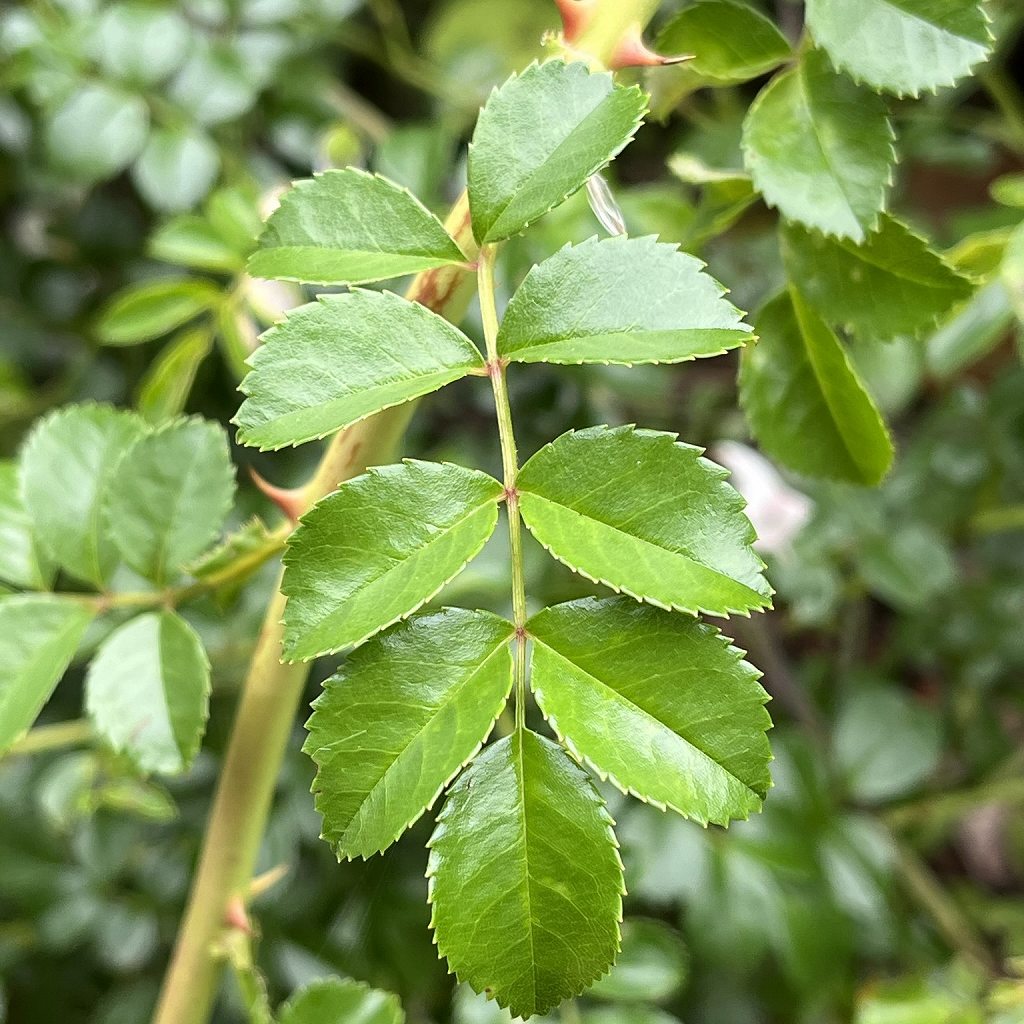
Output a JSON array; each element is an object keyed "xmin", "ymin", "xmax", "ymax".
[
  {"xmin": 739, "ymin": 289, "xmax": 894, "ymax": 484},
  {"xmin": 468, "ymin": 60, "xmax": 646, "ymax": 243},
  {"xmin": 497, "ymin": 236, "xmax": 752, "ymax": 365},
  {"xmin": 282, "ymin": 461, "xmax": 502, "ymax": 661},
  {"xmin": 305, "ymin": 608, "xmax": 514, "ymax": 859},
  {"xmin": 742, "ymin": 49, "xmax": 894, "ymax": 242},
  {"xmin": 805, "ymin": 0, "xmax": 992, "ymax": 97},
  {"xmin": 517, "ymin": 425, "xmax": 771, "ymax": 616},
  {"xmin": 95, "ymin": 277, "xmax": 220, "ymax": 347},
  {"xmin": 428, "ymin": 729, "xmax": 623, "ymax": 1019},
  {"xmin": 0, "ymin": 461, "xmax": 54, "ymax": 590},
  {"xmin": 85, "ymin": 610, "xmax": 210, "ymax": 774},
  {"xmin": 528, "ymin": 597, "xmax": 771, "ymax": 826},
  {"xmin": 657, "ymin": 0, "xmax": 791, "ymax": 83},
  {"xmin": 0, "ymin": 596, "xmax": 93, "ymax": 752},
  {"xmin": 235, "ymin": 291, "xmax": 484, "ymax": 451},
  {"xmin": 20, "ymin": 404, "xmax": 147, "ymax": 588},
  {"xmin": 278, "ymin": 978, "xmax": 404, "ymax": 1024},
  {"xmin": 103, "ymin": 417, "xmax": 236, "ymax": 584},
  {"xmin": 248, "ymin": 168, "xmax": 467, "ymax": 285},
  {"xmin": 781, "ymin": 216, "xmax": 974, "ymax": 340}
]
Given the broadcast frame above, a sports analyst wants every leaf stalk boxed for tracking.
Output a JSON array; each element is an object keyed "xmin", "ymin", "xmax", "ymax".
[{"xmin": 479, "ymin": 244, "xmax": 529, "ymax": 730}]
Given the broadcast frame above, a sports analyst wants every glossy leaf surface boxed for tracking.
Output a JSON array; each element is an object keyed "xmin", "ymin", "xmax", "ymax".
[
  {"xmin": 248, "ymin": 168, "xmax": 466, "ymax": 285},
  {"xmin": 428, "ymin": 729, "xmax": 623, "ymax": 1018},
  {"xmin": 805, "ymin": 0, "xmax": 991, "ymax": 97},
  {"xmin": 235, "ymin": 291, "xmax": 484, "ymax": 450},
  {"xmin": 102, "ymin": 418, "xmax": 236, "ymax": 584},
  {"xmin": 739, "ymin": 290, "xmax": 894, "ymax": 484},
  {"xmin": 742, "ymin": 50, "xmax": 894, "ymax": 241},
  {"xmin": 0, "ymin": 596, "xmax": 93, "ymax": 752},
  {"xmin": 529, "ymin": 597, "xmax": 771, "ymax": 825},
  {"xmin": 468, "ymin": 60, "xmax": 646, "ymax": 243},
  {"xmin": 657, "ymin": 0, "xmax": 791, "ymax": 83},
  {"xmin": 85, "ymin": 610, "xmax": 210, "ymax": 774},
  {"xmin": 20, "ymin": 404, "xmax": 147, "ymax": 588},
  {"xmin": 282, "ymin": 461, "xmax": 502, "ymax": 660},
  {"xmin": 497, "ymin": 236, "xmax": 752, "ymax": 365},
  {"xmin": 306, "ymin": 608, "xmax": 514, "ymax": 859},
  {"xmin": 517, "ymin": 426, "xmax": 771, "ymax": 616},
  {"xmin": 781, "ymin": 216, "xmax": 974, "ymax": 340}
]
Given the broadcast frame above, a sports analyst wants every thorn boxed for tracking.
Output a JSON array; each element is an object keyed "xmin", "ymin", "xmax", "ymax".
[
  {"xmin": 554, "ymin": 0, "xmax": 596, "ymax": 43},
  {"xmin": 248, "ymin": 467, "xmax": 305, "ymax": 523},
  {"xmin": 608, "ymin": 23, "xmax": 694, "ymax": 69},
  {"xmin": 224, "ymin": 895, "xmax": 251, "ymax": 935},
  {"xmin": 248, "ymin": 863, "xmax": 290, "ymax": 899}
]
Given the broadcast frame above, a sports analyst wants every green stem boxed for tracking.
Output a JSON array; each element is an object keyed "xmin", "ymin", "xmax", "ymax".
[
  {"xmin": 152, "ymin": 200, "xmax": 478, "ymax": 1024},
  {"xmin": 152, "ymin": 4, "xmax": 665, "ymax": 1018},
  {"xmin": 4, "ymin": 719, "xmax": 93, "ymax": 757},
  {"xmin": 478, "ymin": 244, "xmax": 528, "ymax": 729}
]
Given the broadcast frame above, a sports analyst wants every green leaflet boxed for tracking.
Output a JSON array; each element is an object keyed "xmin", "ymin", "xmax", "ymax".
[
  {"xmin": 102, "ymin": 417, "xmax": 236, "ymax": 584},
  {"xmin": 282, "ymin": 461, "xmax": 503, "ymax": 661},
  {"xmin": 20, "ymin": 404, "xmax": 148, "ymax": 588},
  {"xmin": 94, "ymin": 277, "xmax": 221, "ymax": 346},
  {"xmin": 235, "ymin": 290, "xmax": 484, "ymax": 451},
  {"xmin": 305, "ymin": 608, "xmax": 514, "ymax": 859},
  {"xmin": 0, "ymin": 461, "xmax": 54, "ymax": 590},
  {"xmin": 0, "ymin": 596, "xmax": 93, "ymax": 752},
  {"xmin": 528, "ymin": 597, "xmax": 771, "ymax": 826},
  {"xmin": 497, "ymin": 236, "xmax": 753, "ymax": 365},
  {"xmin": 656, "ymin": 0, "xmax": 791, "ymax": 84},
  {"xmin": 136, "ymin": 326, "xmax": 215, "ymax": 423},
  {"xmin": 85, "ymin": 610, "xmax": 211, "ymax": 774},
  {"xmin": 742, "ymin": 49, "xmax": 895, "ymax": 242},
  {"xmin": 782, "ymin": 216, "xmax": 974, "ymax": 340},
  {"xmin": 517, "ymin": 425, "xmax": 771, "ymax": 616},
  {"xmin": 805, "ymin": 0, "xmax": 992, "ymax": 97},
  {"xmin": 468, "ymin": 60, "xmax": 646, "ymax": 244},
  {"xmin": 428, "ymin": 729, "xmax": 624, "ymax": 1019},
  {"xmin": 149, "ymin": 215, "xmax": 244, "ymax": 273},
  {"xmin": 1002, "ymin": 221, "xmax": 1024, "ymax": 324},
  {"xmin": 278, "ymin": 978, "xmax": 405, "ymax": 1024},
  {"xmin": 739, "ymin": 290, "xmax": 894, "ymax": 485},
  {"xmin": 247, "ymin": 168, "xmax": 467, "ymax": 285}
]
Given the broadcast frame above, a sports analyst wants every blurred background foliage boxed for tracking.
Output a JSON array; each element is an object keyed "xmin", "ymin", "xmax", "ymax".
[{"xmin": 3, "ymin": 0, "xmax": 1024, "ymax": 1022}]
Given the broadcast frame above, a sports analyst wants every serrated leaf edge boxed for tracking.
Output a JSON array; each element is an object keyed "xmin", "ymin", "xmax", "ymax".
[
  {"xmin": 101, "ymin": 414, "xmax": 238, "ymax": 585},
  {"xmin": 247, "ymin": 166, "xmax": 468, "ymax": 284},
  {"xmin": 19, "ymin": 401, "xmax": 150, "ymax": 590},
  {"xmin": 518, "ymin": 424, "xmax": 774, "ymax": 617},
  {"xmin": 741, "ymin": 55, "xmax": 898, "ymax": 243},
  {"xmin": 424, "ymin": 731, "xmax": 626, "ymax": 1019},
  {"xmin": 280, "ymin": 460, "xmax": 504, "ymax": 661},
  {"xmin": 780, "ymin": 215, "xmax": 976, "ymax": 340},
  {"xmin": 527, "ymin": 617, "xmax": 772, "ymax": 828},
  {"xmin": 807, "ymin": 1, "xmax": 995, "ymax": 100},
  {"xmin": 499, "ymin": 234, "xmax": 755, "ymax": 364},
  {"xmin": 233, "ymin": 290, "xmax": 484, "ymax": 452},
  {"xmin": 468, "ymin": 60, "xmax": 648, "ymax": 245},
  {"xmin": 303, "ymin": 609, "xmax": 516, "ymax": 860}
]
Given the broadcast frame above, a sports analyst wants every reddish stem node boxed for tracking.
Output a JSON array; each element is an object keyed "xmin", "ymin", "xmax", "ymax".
[{"xmin": 554, "ymin": 0, "xmax": 597, "ymax": 43}]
